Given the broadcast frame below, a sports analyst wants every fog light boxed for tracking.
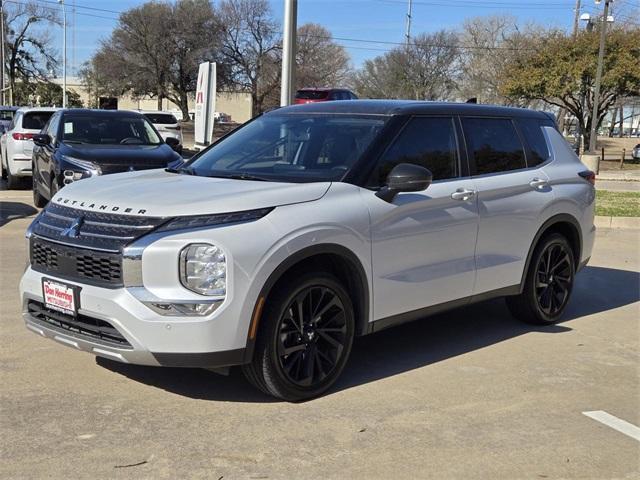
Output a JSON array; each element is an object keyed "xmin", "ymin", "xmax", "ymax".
[{"xmin": 145, "ymin": 301, "xmax": 221, "ymax": 316}]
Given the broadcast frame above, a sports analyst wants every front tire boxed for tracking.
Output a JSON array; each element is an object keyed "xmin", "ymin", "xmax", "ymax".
[
  {"xmin": 32, "ymin": 169, "xmax": 47, "ymax": 208},
  {"xmin": 243, "ymin": 272, "xmax": 355, "ymax": 401},
  {"xmin": 507, "ymin": 233, "xmax": 575, "ymax": 324}
]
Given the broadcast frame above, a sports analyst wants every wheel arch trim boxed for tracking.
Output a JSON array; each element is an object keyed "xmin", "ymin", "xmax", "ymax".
[
  {"xmin": 519, "ymin": 213, "xmax": 583, "ymax": 293},
  {"xmin": 242, "ymin": 243, "xmax": 370, "ymax": 363}
]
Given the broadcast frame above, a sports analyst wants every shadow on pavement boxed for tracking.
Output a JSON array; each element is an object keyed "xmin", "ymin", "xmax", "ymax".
[
  {"xmin": 97, "ymin": 265, "xmax": 639, "ymax": 402},
  {"xmin": 0, "ymin": 201, "xmax": 38, "ymax": 227}
]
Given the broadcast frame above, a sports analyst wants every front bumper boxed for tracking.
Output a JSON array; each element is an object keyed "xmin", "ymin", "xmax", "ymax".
[{"xmin": 20, "ymin": 267, "xmax": 248, "ymax": 368}]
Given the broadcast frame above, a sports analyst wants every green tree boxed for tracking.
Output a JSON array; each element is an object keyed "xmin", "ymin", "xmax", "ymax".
[
  {"xmin": 500, "ymin": 27, "xmax": 640, "ymax": 149},
  {"xmin": 13, "ymin": 81, "xmax": 83, "ymax": 107}
]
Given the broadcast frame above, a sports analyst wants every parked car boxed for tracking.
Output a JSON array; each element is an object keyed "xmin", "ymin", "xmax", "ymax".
[
  {"xmin": 20, "ymin": 101, "xmax": 595, "ymax": 401},
  {"xmin": 1, "ymin": 107, "xmax": 58, "ymax": 188},
  {"xmin": 31, "ymin": 109, "xmax": 182, "ymax": 207},
  {"xmin": 632, "ymin": 144, "xmax": 640, "ymax": 160},
  {"xmin": 140, "ymin": 111, "xmax": 183, "ymax": 153},
  {"xmin": 0, "ymin": 105, "xmax": 19, "ymax": 131},
  {"xmin": 294, "ymin": 87, "xmax": 357, "ymax": 104}
]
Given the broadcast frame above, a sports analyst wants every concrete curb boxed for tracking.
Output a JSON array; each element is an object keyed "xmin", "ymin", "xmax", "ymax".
[{"xmin": 594, "ymin": 216, "xmax": 640, "ymax": 229}]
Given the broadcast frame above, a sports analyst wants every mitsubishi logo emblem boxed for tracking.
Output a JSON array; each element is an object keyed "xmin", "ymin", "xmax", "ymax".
[{"xmin": 61, "ymin": 216, "xmax": 84, "ymax": 238}]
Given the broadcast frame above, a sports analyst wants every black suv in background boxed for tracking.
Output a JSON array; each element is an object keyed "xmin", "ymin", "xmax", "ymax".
[{"xmin": 31, "ymin": 109, "xmax": 182, "ymax": 207}]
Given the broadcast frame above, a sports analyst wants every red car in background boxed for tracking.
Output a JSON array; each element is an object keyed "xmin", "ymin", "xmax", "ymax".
[{"xmin": 294, "ymin": 88, "xmax": 358, "ymax": 104}]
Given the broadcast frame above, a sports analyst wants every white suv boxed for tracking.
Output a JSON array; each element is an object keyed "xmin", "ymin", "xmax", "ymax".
[
  {"xmin": 20, "ymin": 101, "xmax": 596, "ymax": 401},
  {"xmin": 140, "ymin": 111, "xmax": 183, "ymax": 149},
  {"xmin": 1, "ymin": 107, "xmax": 58, "ymax": 188}
]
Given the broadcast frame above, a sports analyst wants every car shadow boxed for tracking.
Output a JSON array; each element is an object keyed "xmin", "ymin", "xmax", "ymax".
[
  {"xmin": 97, "ymin": 265, "xmax": 639, "ymax": 402},
  {"xmin": 0, "ymin": 201, "xmax": 38, "ymax": 227}
]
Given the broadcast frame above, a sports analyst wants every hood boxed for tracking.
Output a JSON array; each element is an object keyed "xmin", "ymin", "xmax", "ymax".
[
  {"xmin": 61, "ymin": 143, "xmax": 179, "ymax": 173},
  {"xmin": 52, "ymin": 169, "xmax": 331, "ymax": 217}
]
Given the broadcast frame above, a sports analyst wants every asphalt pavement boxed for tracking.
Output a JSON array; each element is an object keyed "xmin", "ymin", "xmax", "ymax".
[{"xmin": 1, "ymin": 179, "xmax": 639, "ymax": 479}]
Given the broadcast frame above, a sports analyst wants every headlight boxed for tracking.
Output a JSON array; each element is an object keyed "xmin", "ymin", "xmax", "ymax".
[
  {"xmin": 156, "ymin": 208, "xmax": 273, "ymax": 233},
  {"xmin": 179, "ymin": 243, "xmax": 226, "ymax": 296},
  {"xmin": 62, "ymin": 156, "xmax": 101, "ymax": 176}
]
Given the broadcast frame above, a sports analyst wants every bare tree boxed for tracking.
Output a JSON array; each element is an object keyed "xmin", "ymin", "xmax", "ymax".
[
  {"xmin": 296, "ymin": 24, "xmax": 351, "ymax": 89},
  {"xmin": 354, "ymin": 31, "xmax": 460, "ymax": 100},
  {"xmin": 87, "ymin": 0, "xmax": 220, "ymax": 118},
  {"xmin": 219, "ymin": 0, "xmax": 280, "ymax": 116},
  {"xmin": 3, "ymin": 1, "xmax": 60, "ymax": 104}
]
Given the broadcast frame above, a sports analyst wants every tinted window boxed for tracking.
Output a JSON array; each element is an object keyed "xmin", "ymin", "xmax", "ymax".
[
  {"xmin": 463, "ymin": 118, "xmax": 526, "ymax": 175},
  {"xmin": 187, "ymin": 114, "xmax": 386, "ymax": 183},
  {"xmin": 23, "ymin": 111, "xmax": 54, "ymax": 130},
  {"xmin": 0, "ymin": 109, "xmax": 15, "ymax": 121},
  {"xmin": 145, "ymin": 113, "xmax": 178, "ymax": 124},
  {"xmin": 61, "ymin": 114, "xmax": 162, "ymax": 145},
  {"xmin": 46, "ymin": 113, "xmax": 61, "ymax": 142},
  {"xmin": 518, "ymin": 118, "xmax": 551, "ymax": 167},
  {"xmin": 295, "ymin": 90, "xmax": 328, "ymax": 100},
  {"xmin": 370, "ymin": 117, "xmax": 459, "ymax": 186}
]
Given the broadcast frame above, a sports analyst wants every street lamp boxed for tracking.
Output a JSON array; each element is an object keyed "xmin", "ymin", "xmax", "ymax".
[
  {"xmin": 58, "ymin": 0, "xmax": 66, "ymax": 108},
  {"xmin": 588, "ymin": 0, "xmax": 614, "ymax": 153}
]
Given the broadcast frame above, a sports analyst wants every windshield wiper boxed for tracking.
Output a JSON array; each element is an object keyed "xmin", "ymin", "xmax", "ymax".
[{"xmin": 225, "ymin": 173, "xmax": 268, "ymax": 181}]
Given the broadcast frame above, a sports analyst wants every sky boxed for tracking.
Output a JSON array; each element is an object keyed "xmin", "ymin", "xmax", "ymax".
[{"xmin": 32, "ymin": 0, "xmax": 640, "ymax": 76}]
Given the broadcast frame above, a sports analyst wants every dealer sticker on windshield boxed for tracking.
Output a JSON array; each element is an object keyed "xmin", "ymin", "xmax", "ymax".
[{"xmin": 42, "ymin": 279, "xmax": 79, "ymax": 316}]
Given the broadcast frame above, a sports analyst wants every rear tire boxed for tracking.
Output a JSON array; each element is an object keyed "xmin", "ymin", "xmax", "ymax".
[
  {"xmin": 506, "ymin": 233, "xmax": 575, "ymax": 325},
  {"xmin": 6, "ymin": 169, "xmax": 20, "ymax": 189},
  {"xmin": 242, "ymin": 271, "xmax": 355, "ymax": 401}
]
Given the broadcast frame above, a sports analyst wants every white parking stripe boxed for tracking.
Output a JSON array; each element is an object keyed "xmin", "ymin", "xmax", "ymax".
[{"xmin": 583, "ymin": 411, "xmax": 640, "ymax": 442}]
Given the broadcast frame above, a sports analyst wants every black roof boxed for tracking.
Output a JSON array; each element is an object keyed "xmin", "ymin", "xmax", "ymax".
[{"xmin": 271, "ymin": 99, "xmax": 550, "ymax": 119}]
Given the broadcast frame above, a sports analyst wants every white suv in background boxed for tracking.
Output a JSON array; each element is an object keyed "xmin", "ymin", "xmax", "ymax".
[
  {"xmin": 1, "ymin": 107, "xmax": 58, "ymax": 188},
  {"xmin": 140, "ymin": 111, "xmax": 183, "ymax": 152},
  {"xmin": 20, "ymin": 101, "xmax": 596, "ymax": 401}
]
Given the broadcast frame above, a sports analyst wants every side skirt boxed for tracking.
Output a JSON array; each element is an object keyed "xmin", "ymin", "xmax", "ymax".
[{"xmin": 366, "ymin": 285, "xmax": 521, "ymax": 335}]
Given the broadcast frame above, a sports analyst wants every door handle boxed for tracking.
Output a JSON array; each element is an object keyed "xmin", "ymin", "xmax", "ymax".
[
  {"xmin": 529, "ymin": 178, "xmax": 548, "ymax": 190},
  {"xmin": 451, "ymin": 188, "xmax": 476, "ymax": 201}
]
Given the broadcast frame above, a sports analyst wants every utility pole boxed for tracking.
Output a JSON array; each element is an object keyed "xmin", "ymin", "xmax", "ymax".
[
  {"xmin": 280, "ymin": 0, "xmax": 297, "ymax": 107},
  {"xmin": 588, "ymin": 0, "xmax": 612, "ymax": 153},
  {"xmin": 0, "ymin": 0, "xmax": 5, "ymax": 105},
  {"xmin": 573, "ymin": 0, "xmax": 582, "ymax": 37},
  {"xmin": 59, "ymin": 0, "xmax": 67, "ymax": 108},
  {"xmin": 405, "ymin": 0, "xmax": 413, "ymax": 45}
]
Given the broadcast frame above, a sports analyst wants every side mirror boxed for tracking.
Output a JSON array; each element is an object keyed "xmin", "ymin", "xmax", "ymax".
[
  {"xmin": 165, "ymin": 137, "xmax": 181, "ymax": 152},
  {"xmin": 33, "ymin": 134, "xmax": 51, "ymax": 147},
  {"xmin": 375, "ymin": 163, "xmax": 433, "ymax": 202}
]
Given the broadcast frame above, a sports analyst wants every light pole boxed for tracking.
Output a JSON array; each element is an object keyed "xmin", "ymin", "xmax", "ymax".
[
  {"xmin": 59, "ymin": 0, "xmax": 67, "ymax": 108},
  {"xmin": 588, "ymin": 0, "xmax": 613, "ymax": 153},
  {"xmin": 280, "ymin": 0, "xmax": 297, "ymax": 107}
]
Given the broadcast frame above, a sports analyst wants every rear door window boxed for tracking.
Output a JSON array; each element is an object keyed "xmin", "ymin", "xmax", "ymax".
[
  {"xmin": 23, "ymin": 111, "xmax": 55, "ymax": 130},
  {"xmin": 462, "ymin": 117, "xmax": 526, "ymax": 175},
  {"xmin": 518, "ymin": 118, "xmax": 552, "ymax": 167},
  {"xmin": 144, "ymin": 113, "xmax": 178, "ymax": 124},
  {"xmin": 369, "ymin": 116, "xmax": 459, "ymax": 187}
]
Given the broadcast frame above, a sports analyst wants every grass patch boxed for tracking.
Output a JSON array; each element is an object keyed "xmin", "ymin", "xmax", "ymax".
[
  {"xmin": 596, "ymin": 190, "xmax": 640, "ymax": 217},
  {"xmin": 599, "ymin": 160, "xmax": 640, "ymax": 171}
]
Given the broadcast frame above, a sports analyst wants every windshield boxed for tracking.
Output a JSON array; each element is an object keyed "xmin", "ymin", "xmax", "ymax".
[
  {"xmin": 23, "ymin": 111, "xmax": 54, "ymax": 130},
  {"xmin": 61, "ymin": 115, "xmax": 162, "ymax": 145},
  {"xmin": 184, "ymin": 114, "xmax": 387, "ymax": 183},
  {"xmin": 145, "ymin": 113, "xmax": 178, "ymax": 124}
]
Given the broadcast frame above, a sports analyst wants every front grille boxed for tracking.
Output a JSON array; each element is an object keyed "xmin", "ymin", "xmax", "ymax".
[
  {"xmin": 27, "ymin": 300, "xmax": 132, "ymax": 348},
  {"xmin": 30, "ymin": 237, "xmax": 123, "ymax": 288},
  {"xmin": 32, "ymin": 202, "xmax": 167, "ymax": 252}
]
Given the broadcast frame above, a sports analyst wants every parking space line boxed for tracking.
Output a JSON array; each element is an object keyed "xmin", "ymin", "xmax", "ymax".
[{"xmin": 583, "ymin": 411, "xmax": 640, "ymax": 442}]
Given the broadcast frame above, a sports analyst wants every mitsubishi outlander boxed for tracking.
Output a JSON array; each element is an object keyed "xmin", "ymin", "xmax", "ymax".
[{"xmin": 19, "ymin": 101, "xmax": 596, "ymax": 401}]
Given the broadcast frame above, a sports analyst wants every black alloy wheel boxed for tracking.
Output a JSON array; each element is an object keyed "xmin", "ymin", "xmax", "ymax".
[
  {"xmin": 535, "ymin": 242, "xmax": 573, "ymax": 316},
  {"xmin": 506, "ymin": 233, "xmax": 575, "ymax": 325},
  {"xmin": 243, "ymin": 271, "xmax": 355, "ymax": 401},
  {"xmin": 276, "ymin": 286, "xmax": 348, "ymax": 387}
]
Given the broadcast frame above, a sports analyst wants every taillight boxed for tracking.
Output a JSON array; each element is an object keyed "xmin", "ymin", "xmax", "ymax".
[
  {"xmin": 12, "ymin": 132, "xmax": 35, "ymax": 141},
  {"xmin": 578, "ymin": 170, "xmax": 596, "ymax": 186}
]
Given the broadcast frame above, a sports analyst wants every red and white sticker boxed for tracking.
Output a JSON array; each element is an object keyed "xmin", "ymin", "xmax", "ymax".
[{"xmin": 43, "ymin": 280, "xmax": 77, "ymax": 316}]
